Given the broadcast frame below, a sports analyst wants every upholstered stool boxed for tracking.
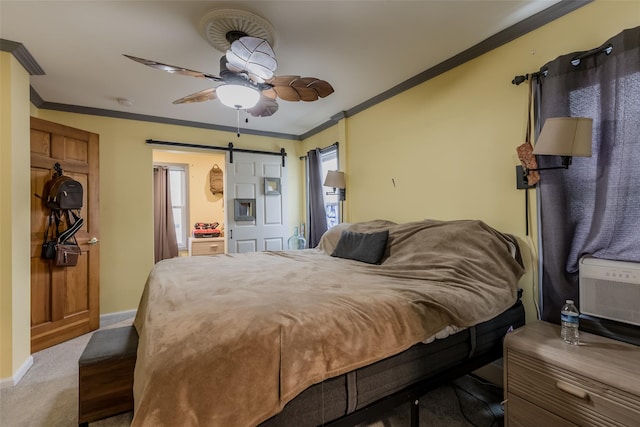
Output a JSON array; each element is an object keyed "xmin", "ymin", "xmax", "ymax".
[{"xmin": 78, "ymin": 326, "xmax": 138, "ymax": 426}]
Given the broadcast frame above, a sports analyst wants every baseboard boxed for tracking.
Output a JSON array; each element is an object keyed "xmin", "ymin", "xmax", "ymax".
[
  {"xmin": 100, "ymin": 309, "xmax": 137, "ymax": 328},
  {"xmin": 0, "ymin": 355, "xmax": 34, "ymax": 388},
  {"xmin": 0, "ymin": 311, "xmax": 135, "ymax": 388}
]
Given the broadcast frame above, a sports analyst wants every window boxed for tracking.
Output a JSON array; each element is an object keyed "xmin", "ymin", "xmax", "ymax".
[
  {"xmin": 320, "ymin": 146, "xmax": 340, "ymax": 228},
  {"xmin": 534, "ymin": 26, "xmax": 640, "ymax": 322},
  {"xmin": 158, "ymin": 164, "xmax": 189, "ymax": 250}
]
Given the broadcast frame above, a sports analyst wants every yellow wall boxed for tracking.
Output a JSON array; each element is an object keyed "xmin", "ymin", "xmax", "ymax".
[
  {"xmin": 2, "ymin": 0, "xmax": 638, "ymax": 380},
  {"xmin": 0, "ymin": 52, "xmax": 32, "ymax": 380},
  {"xmin": 152, "ymin": 150, "xmax": 227, "ymax": 235},
  {"xmin": 305, "ymin": 1, "xmax": 639, "ymax": 325},
  {"xmin": 346, "ymin": 1, "xmax": 639, "ymax": 227}
]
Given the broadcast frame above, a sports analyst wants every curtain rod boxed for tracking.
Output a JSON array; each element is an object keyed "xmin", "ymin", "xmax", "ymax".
[
  {"xmin": 146, "ymin": 139, "xmax": 287, "ymax": 167},
  {"xmin": 299, "ymin": 142, "xmax": 339, "ymax": 160},
  {"xmin": 512, "ymin": 42, "xmax": 614, "ymax": 85}
]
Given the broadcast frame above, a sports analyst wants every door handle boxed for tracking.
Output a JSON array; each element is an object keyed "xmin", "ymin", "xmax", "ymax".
[{"xmin": 88, "ymin": 237, "xmax": 99, "ymax": 245}]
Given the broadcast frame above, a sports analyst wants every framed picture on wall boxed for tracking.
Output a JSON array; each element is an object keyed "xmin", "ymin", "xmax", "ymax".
[
  {"xmin": 234, "ymin": 199, "xmax": 256, "ymax": 221},
  {"xmin": 264, "ymin": 177, "xmax": 281, "ymax": 195}
]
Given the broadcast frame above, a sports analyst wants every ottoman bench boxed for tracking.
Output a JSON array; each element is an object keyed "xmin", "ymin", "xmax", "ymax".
[{"xmin": 78, "ymin": 325, "xmax": 138, "ymax": 426}]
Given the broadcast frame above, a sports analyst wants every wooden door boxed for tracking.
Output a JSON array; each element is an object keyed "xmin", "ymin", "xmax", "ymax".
[
  {"xmin": 226, "ymin": 152, "xmax": 288, "ymax": 253},
  {"xmin": 30, "ymin": 117, "xmax": 100, "ymax": 352}
]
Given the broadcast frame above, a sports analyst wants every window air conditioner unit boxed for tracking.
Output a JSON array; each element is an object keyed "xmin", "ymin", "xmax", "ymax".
[{"xmin": 579, "ymin": 257, "xmax": 640, "ymax": 327}]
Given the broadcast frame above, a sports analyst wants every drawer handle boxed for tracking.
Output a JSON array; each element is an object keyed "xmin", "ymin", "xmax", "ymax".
[
  {"xmin": 209, "ymin": 245, "xmax": 218, "ymax": 248},
  {"xmin": 555, "ymin": 381, "xmax": 590, "ymax": 401}
]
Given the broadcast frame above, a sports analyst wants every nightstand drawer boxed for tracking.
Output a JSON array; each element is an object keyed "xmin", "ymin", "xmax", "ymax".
[
  {"xmin": 189, "ymin": 237, "xmax": 225, "ymax": 256},
  {"xmin": 507, "ymin": 349, "xmax": 640, "ymax": 426},
  {"xmin": 506, "ymin": 393, "xmax": 577, "ymax": 427}
]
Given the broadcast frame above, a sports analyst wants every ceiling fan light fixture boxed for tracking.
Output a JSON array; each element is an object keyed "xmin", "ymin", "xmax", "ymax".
[{"xmin": 216, "ymin": 84, "xmax": 260, "ymax": 109}]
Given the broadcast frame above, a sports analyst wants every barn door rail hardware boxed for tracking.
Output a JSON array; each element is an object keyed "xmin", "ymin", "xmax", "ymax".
[{"xmin": 145, "ymin": 139, "xmax": 287, "ymax": 166}]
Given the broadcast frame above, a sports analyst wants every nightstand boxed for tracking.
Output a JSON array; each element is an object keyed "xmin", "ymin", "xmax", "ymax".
[
  {"xmin": 188, "ymin": 237, "xmax": 225, "ymax": 256},
  {"xmin": 503, "ymin": 321, "xmax": 640, "ymax": 426}
]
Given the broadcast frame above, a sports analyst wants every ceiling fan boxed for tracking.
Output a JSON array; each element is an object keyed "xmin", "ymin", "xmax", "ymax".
[{"xmin": 123, "ymin": 30, "xmax": 334, "ymax": 118}]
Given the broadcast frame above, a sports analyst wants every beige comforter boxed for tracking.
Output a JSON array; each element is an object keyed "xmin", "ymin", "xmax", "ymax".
[{"xmin": 132, "ymin": 219, "xmax": 524, "ymax": 426}]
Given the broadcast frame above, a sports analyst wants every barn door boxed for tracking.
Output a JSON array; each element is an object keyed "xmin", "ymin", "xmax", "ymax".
[
  {"xmin": 225, "ymin": 152, "xmax": 288, "ymax": 253},
  {"xmin": 30, "ymin": 117, "xmax": 100, "ymax": 352}
]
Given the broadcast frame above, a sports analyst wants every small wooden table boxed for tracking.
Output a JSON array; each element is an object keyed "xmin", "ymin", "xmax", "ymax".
[{"xmin": 188, "ymin": 236, "xmax": 225, "ymax": 256}]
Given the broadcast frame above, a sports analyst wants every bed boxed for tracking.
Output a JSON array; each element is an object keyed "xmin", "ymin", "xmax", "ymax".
[{"xmin": 131, "ymin": 219, "xmax": 526, "ymax": 426}]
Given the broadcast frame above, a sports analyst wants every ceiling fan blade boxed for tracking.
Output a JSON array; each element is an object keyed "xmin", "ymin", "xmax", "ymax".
[
  {"xmin": 226, "ymin": 36, "xmax": 277, "ymax": 82},
  {"xmin": 260, "ymin": 87, "xmax": 277, "ymax": 100},
  {"xmin": 272, "ymin": 85, "xmax": 306, "ymax": 102},
  {"xmin": 247, "ymin": 97, "xmax": 279, "ymax": 117},
  {"xmin": 123, "ymin": 54, "xmax": 223, "ymax": 82},
  {"xmin": 172, "ymin": 88, "xmax": 218, "ymax": 104},
  {"xmin": 292, "ymin": 77, "xmax": 335, "ymax": 98},
  {"xmin": 268, "ymin": 76, "xmax": 335, "ymax": 102}
]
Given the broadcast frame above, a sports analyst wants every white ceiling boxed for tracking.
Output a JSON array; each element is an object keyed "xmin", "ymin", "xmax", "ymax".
[{"xmin": 1, "ymin": 1, "xmax": 565, "ymax": 138}]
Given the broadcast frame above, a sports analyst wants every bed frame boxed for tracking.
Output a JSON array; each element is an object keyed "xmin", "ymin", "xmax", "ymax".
[{"xmin": 260, "ymin": 298, "xmax": 525, "ymax": 427}]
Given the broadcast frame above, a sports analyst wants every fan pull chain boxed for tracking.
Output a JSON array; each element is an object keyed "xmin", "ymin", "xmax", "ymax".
[
  {"xmin": 234, "ymin": 109, "xmax": 251, "ymax": 138},
  {"xmin": 236, "ymin": 108, "xmax": 241, "ymax": 138}
]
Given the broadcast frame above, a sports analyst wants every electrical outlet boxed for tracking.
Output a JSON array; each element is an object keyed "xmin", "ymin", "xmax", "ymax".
[{"xmin": 516, "ymin": 165, "xmax": 535, "ymax": 189}]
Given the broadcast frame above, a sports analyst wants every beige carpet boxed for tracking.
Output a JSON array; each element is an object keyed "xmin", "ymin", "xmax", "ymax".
[{"xmin": 0, "ymin": 314, "xmax": 503, "ymax": 426}]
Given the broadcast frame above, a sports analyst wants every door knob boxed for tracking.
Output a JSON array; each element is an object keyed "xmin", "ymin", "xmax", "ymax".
[{"xmin": 88, "ymin": 237, "xmax": 99, "ymax": 245}]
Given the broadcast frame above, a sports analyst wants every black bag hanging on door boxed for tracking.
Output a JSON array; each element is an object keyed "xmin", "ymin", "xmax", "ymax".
[
  {"xmin": 41, "ymin": 162, "xmax": 83, "ymax": 210},
  {"xmin": 41, "ymin": 210, "xmax": 83, "ymax": 266},
  {"xmin": 55, "ymin": 240, "xmax": 81, "ymax": 267},
  {"xmin": 46, "ymin": 176, "xmax": 83, "ymax": 210},
  {"xmin": 54, "ymin": 210, "xmax": 82, "ymax": 267},
  {"xmin": 40, "ymin": 163, "xmax": 84, "ymax": 266},
  {"xmin": 41, "ymin": 211, "xmax": 57, "ymax": 260}
]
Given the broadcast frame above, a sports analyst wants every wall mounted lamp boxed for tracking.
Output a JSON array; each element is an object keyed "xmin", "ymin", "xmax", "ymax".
[
  {"xmin": 519, "ymin": 117, "xmax": 593, "ymax": 187},
  {"xmin": 324, "ymin": 170, "xmax": 346, "ymax": 201}
]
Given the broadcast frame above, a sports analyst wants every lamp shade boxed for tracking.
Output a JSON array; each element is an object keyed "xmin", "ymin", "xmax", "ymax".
[
  {"xmin": 533, "ymin": 117, "xmax": 593, "ymax": 157},
  {"xmin": 216, "ymin": 84, "xmax": 260, "ymax": 109},
  {"xmin": 324, "ymin": 170, "xmax": 345, "ymax": 189}
]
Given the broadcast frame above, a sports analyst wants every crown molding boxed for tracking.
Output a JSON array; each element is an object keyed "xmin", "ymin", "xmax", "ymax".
[
  {"xmin": 3, "ymin": 0, "xmax": 591, "ymax": 141},
  {"xmin": 0, "ymin": 39, "xmax": 45, "ymax": 75}
]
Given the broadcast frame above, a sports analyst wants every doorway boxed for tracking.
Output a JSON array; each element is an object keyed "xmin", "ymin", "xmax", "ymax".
[{"xmin": 152, "ymin": 150, "xmax": 226, "ymax": 258}]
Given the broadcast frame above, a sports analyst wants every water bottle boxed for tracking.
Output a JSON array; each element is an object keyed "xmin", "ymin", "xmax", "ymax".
[{"xmin": 561, "ymin": 299, "xmax": 580, "ymax": 345}]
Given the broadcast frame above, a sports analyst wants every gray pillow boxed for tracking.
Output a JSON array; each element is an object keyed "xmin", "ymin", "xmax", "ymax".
[
  {"xmin": 317, "ymin": 223, "xmax": 352, "ymax": 254},
  {"xmin": 331, "ymin": 230, "xmax": 389, "ymax": 264}
]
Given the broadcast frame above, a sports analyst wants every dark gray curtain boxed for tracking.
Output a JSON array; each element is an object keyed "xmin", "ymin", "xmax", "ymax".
[
  {"xmin": 534, "ymin": 26, "xmax": 640, "ymax": 322},
  {"xmin": 153, "ymin": 166, "xmax": 178, "ymax": 263},
  {"xmin": 306, "ymin": 148, "xmax": 328, "ymax": 247}
]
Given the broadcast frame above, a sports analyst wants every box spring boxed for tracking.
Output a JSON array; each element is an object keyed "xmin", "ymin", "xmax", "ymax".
[{"xmin": 260, "ymin": 300, "xmax": 525, "ymax": 427}]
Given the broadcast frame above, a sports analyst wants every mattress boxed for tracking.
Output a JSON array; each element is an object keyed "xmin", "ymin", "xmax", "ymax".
[{"xmin": 260, "ymin": 299, "xmax": 525, "ymax": 426}]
